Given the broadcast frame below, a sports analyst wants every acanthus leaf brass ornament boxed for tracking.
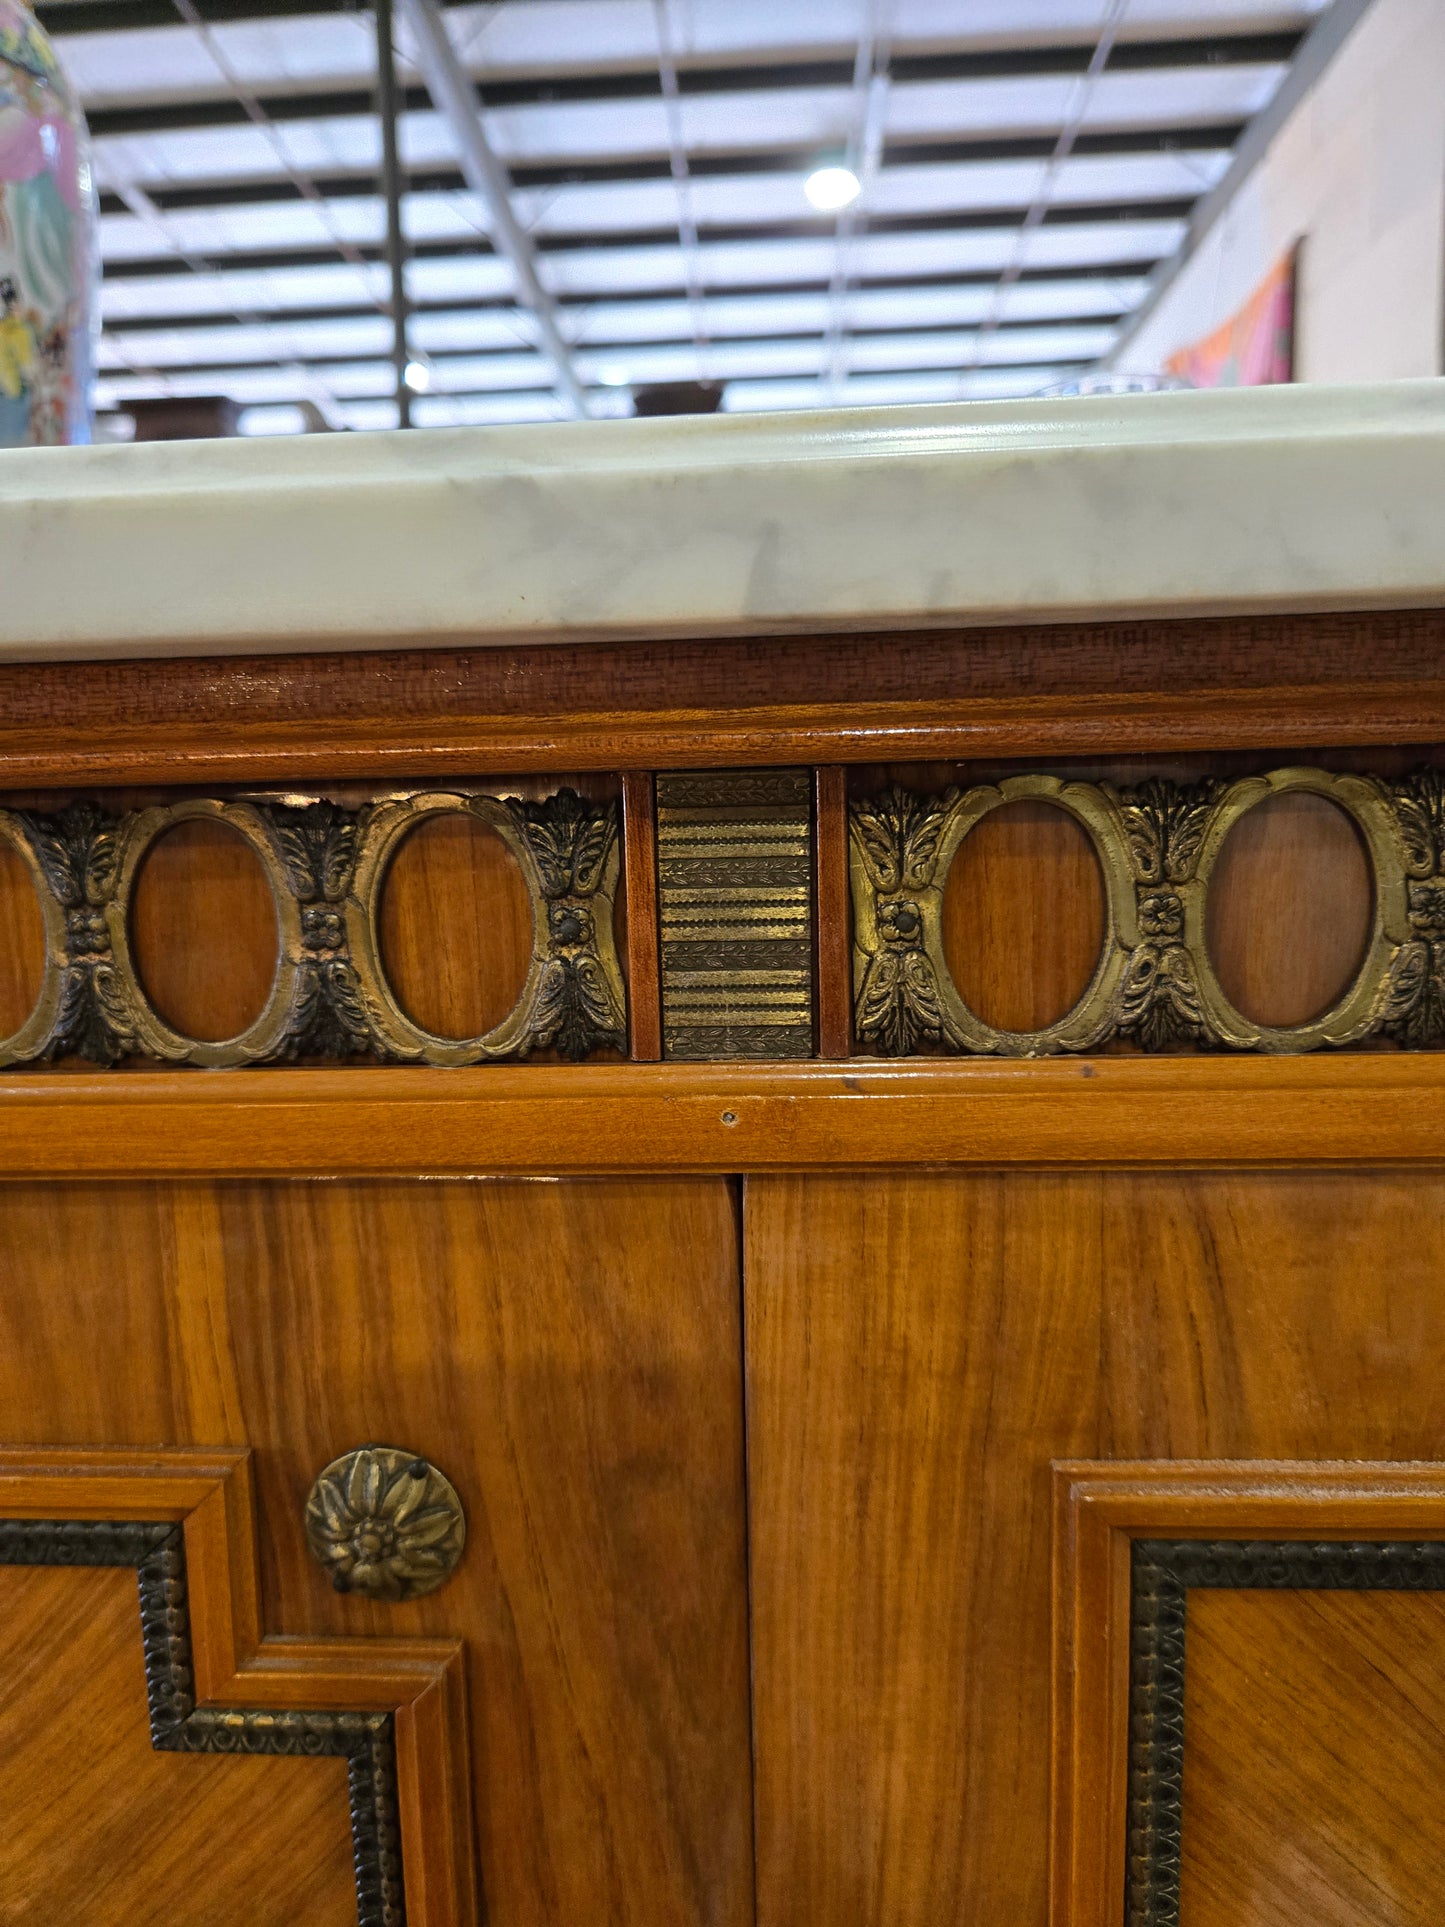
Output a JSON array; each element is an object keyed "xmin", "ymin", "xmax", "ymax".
[
  {"xmin": 1378, "ymin": 766, "xmax": 1445, "ymax": 1045},
  {"xmin": 0, "ymin": 784, "xmax": 626, "ymax": 1069},
  {"xmin": 849, "ymin": 765, "xmax": 1425, "ymax": 1058},
  {"xmin": 850, "ymin": 773, "xmax": 1136, "ymax": 1058},
  {"xmin": 305, "ymin": 1446, "xmax": 466, "ymax": 1603}
]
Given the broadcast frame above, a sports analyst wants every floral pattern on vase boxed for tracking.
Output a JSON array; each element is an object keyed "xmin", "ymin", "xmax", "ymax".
[{"xmin": 0, "ymin": 0, "xmax": 93, "ymax": 445}]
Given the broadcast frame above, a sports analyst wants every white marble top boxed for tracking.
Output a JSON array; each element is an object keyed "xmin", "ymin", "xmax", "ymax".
[{"xmin": 1, "ymin": 380, "xmax": 1444, "ymax": 661}]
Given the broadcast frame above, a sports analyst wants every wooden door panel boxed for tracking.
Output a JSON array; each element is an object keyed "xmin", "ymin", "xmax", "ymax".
[
  {"xmin": 743, "ymin": 1170, "xmax": 1445, "ymax": 1927},
  {"xmin": 0, "ymin": 1177, "xmax": 752, "ymax": 1927},
  {"xmin": 0, "ymin": 1565, "xmax": 356, "ymax": 1927},
  {"xmin": 1182, "ymin": 1588, "xmax": 1445, "ymax": 1926}
]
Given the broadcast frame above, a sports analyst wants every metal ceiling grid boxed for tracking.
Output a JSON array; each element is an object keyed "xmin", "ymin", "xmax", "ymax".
[{"xmin": 33, "ymin": 0, "xmax": 1332, "ymax": 433}]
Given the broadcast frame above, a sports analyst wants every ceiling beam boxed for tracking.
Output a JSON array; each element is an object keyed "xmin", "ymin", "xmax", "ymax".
[
  {"xmin": 98, "ymin": 262, "xmax": 1158, "ymax": 333},
  {"xmin": 79, "ymin": 33, "xmax": 1302, "ymax": 138},
  {"xmin": 93, "ymin": 124, "xmax": 1246, "ymax": 214},
  {"xmin": 397, "ymin": 0, "xmax": 588, "ymax": 417},
  {"xmin": 97, "ymin": 197, "xmax": 1195, "ymax": 283},
  {"xmin": 102, "ymin": 312, "xmax": 1128, "ymax": 373}
]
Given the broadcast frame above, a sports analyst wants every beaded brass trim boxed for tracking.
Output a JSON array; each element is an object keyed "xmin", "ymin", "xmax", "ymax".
[
  {"xmin": 1126, "ymin": 1537, "xmax": 1445, "ymax": 1927},
  {"xmin": 849, "ymin": 766, "xmax": 1440, "ymax": 1057},
  {"xmin": 0, "ymin": 1518, "xmax": 404, "ymax": 1927},
  {"xmin": 0, "ymin": 787, "xmax": 625, "ymax": 1069}
]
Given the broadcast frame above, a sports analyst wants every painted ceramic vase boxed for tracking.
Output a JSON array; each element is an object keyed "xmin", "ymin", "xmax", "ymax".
[{"xmin": 0, "ymin": 0, "xmax": 93, "ymax": 445}]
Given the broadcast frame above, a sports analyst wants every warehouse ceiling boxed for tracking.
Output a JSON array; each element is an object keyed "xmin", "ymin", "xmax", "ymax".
[{"xmin": 39, "ymin": 0, "xmax": 1332, "ymax": 433}]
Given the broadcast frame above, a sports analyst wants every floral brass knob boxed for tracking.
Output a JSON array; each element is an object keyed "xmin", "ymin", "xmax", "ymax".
[{"xmin": 304, "ymin": 1445, "xmax": 466, "ymax": 1601}]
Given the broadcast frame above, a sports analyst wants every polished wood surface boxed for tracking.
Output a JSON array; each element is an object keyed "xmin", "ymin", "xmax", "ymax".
[
  {"xmin": 621, "ymin": 772, "xmax": 662, "ymax": 1060},
  {"xmin": 0, "ymin": 1565, "xmax": 356, "ymax": 1926},
  {"xmin": 0, "ymin": 833, "xmax": 43, "ymax": 1037},
  {"xmin": 130, "ymin": 817, "xmax": 279, "ymax": 1043},
  {"xmin": 941, "ymin": 797, "xmax": 1105, "ymax": 1031},
  {"xmin": 0, "ymin": 603, "xmax": 1442, "ymax": 1927},
  {"xmin": 1053, "ymin": 1462, "xmax": 1445, "ymax": 1927},
  {"xmin": 1183, "ymin": 1589, "xmax": 1445, "ymax": 1926},
  {"xmin": 0, "ymin": 613, "xmax": 1443, "ymax": 783},
  {"xmin": 377, "ymin": 811, "xmax": 534, "ymax": 1039},
  {"xmin": 0, "ymin": 1445, "xmax": 475, "ymax": 1926},
  {"xmin": 746, "ymin": 1175, "xmax": 1445, "ymax": 1927},
  {"xmin": 813, "ymin": 767, "xmax": 851, "ymax": 1059},
  {"xmin": 0, "ymin": 1183, "xmax": 753, "ymax": 1927},
  {"xmin": 1205, "ymin": 790, "xmax": 1374, "ymax": 1027},
  {"xmin": 0, "ymin": 1055, "xmax": 1435, "ymax": 1173}
]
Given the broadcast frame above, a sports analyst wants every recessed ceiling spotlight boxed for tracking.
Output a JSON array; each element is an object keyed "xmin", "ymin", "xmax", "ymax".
[
  {"xmin": 598, "ymin": 365, "xmax": 632, "ymax": 387},
  {"xmin": 804, "ymin": 164, "xmax": 861, "ymax": 212},
  {"xmin": 403, "ymin": 359, "xmax": 431, "ymax": 393}
]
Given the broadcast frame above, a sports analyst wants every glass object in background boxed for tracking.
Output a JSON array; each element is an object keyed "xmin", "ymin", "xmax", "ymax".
[
  {"xmin": 0, "ymin": 0, "xmax": 94, "ymax": 445},
  {"xmin": 1042, "ymin": 373, "xmax": 1192, "ymax": 397}
]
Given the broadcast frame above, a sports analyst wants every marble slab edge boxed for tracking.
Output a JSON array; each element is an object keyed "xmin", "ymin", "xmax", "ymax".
[{"xmin": 0, "ymin": 381, "xmax": 1443, "ymax": 661}]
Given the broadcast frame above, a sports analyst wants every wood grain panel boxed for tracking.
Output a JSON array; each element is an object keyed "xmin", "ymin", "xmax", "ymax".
[
  {"xmin": 1052, "ymin": 1464, "xmax": 1445, "ymax": 1927},
  {"xmin": 745, "ymin": 1169, "xmax": 1445, "ymax": 1927},
  {"xmin": 813, "ymin": 768, "xmax": 851, "ymax": 1059},
  {"xmin": 0, "ymin": 1178, "xmax": 753, "ymax": 1927},
  {"xmin": 129, "ymin": 818, "xmax": 278, "ymax": 1042},
  {"xmin": 941, "ymin": 799, "xmax": 1105, "ymax": 1032},
  {"xmin": 0, "ymin": 1186, "xmax": 183, "ymax": 1443},
  {"xmin": 1, "ymin": 612, "xmax": 1444, "ymax": 783},
  {"xmin": 0, "ymin": 1564, "xmax": 356, "ymax": 1927},
  {"xmin": 621, "ymin": 772, "xmax": 662, "ymax": 1060},
  {"xmin": 0, "ymin": 835, "xmax": 44, "ymax": 1038},
  {"xmin": 0, "ymin": 1056, "xmax": 1436, "ymax": 1176},
  {"xmin": 377, "ymin": 812, "xmax": 533, "ymax": 1039},
  {"xmin": 1205, "ymin": 791, "xmax": 1374, "ymax": 1026},
  {"xmin": 1181, "ymin": 1588, "xmax": 1445, "ymax": 1927},
  {"xmin": 0, "ymin": 1446, "xmax": 475, "ymax": 1926}
]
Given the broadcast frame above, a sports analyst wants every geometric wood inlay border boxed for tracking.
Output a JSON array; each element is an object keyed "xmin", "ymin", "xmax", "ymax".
[
  {"xmin": 0, "ymin": 1448, "xmax": 477, "ymax": 1927},
  {"xmin": 1049, "ymin": 1461, "xmax": 1445, "ymax": 1927},
  {"xmin": 0, "ymin": 1518, "xmax": 403, "ymax": 1926},
  {"xmin": 1126, "ymin": 1537, "xmax": 1445, "ymax": 1927}
]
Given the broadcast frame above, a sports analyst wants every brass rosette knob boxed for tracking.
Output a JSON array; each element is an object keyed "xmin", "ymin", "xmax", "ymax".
[{"xmin": 304, "ymin": 1445, "xmax": 466, "ymax": 1601}]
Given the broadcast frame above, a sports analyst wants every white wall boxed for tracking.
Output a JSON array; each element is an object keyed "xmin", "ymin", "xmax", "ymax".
[{"xmin": 1114, "ymin": 0, "xmax": 1445, "ymax": 382}]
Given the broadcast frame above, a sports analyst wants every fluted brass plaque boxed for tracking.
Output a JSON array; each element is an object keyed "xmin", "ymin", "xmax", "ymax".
[{"xmin": 657, "ymin": 768, "xmax": 814, "ymax": 1059}]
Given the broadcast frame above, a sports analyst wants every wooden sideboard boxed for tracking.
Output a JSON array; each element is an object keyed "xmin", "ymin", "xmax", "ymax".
[{"xmin": 2, "ymin": 394, "xmax": 1445, "ymax": 1927}]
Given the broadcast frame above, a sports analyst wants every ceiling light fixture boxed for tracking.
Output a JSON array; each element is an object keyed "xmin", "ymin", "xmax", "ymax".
[
  {"xmin": 804, "ymin": 164, "xmax": 862, "ymax": 212},
  {"xmin": 403, "ymin": 359, "xmax": 431, "ymax": 392}
]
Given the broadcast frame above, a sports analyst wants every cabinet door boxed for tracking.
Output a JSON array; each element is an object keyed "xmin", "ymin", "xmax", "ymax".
[
  {"xmin": 0, "ymin": 1175, "xmax": 754, "ymax": 1927},
  {"xmin": 744, "ymin": 1169, "xmax": 1445, "ymax": 1927}
]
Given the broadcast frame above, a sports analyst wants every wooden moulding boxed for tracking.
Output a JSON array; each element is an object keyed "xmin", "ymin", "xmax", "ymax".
[
  {"xmin": 0, "ymin": 683, "xmax": 1442, "ymax": 788},
  {"xmin": 0, "ymin": 1055, "xmax": 1441, "ymax": 1176},
  {"xmin": 620, "ymin": 772, "xmax": 662, "ymax": 1060},
  {"xmin": 0, "ymin": 614, "xmax": 1443, "ymax": 785},
  {"xmin": 1049, "ymin": 1461, "xmax": 1445, "ymax": 1927},
  {"xmin": 0, "ymin": 1447, "xmax": 477, "ymax": 1927},
  {"xmin": 813, "ymin": 768, "xmax": 852, "ymax": 1060}
]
